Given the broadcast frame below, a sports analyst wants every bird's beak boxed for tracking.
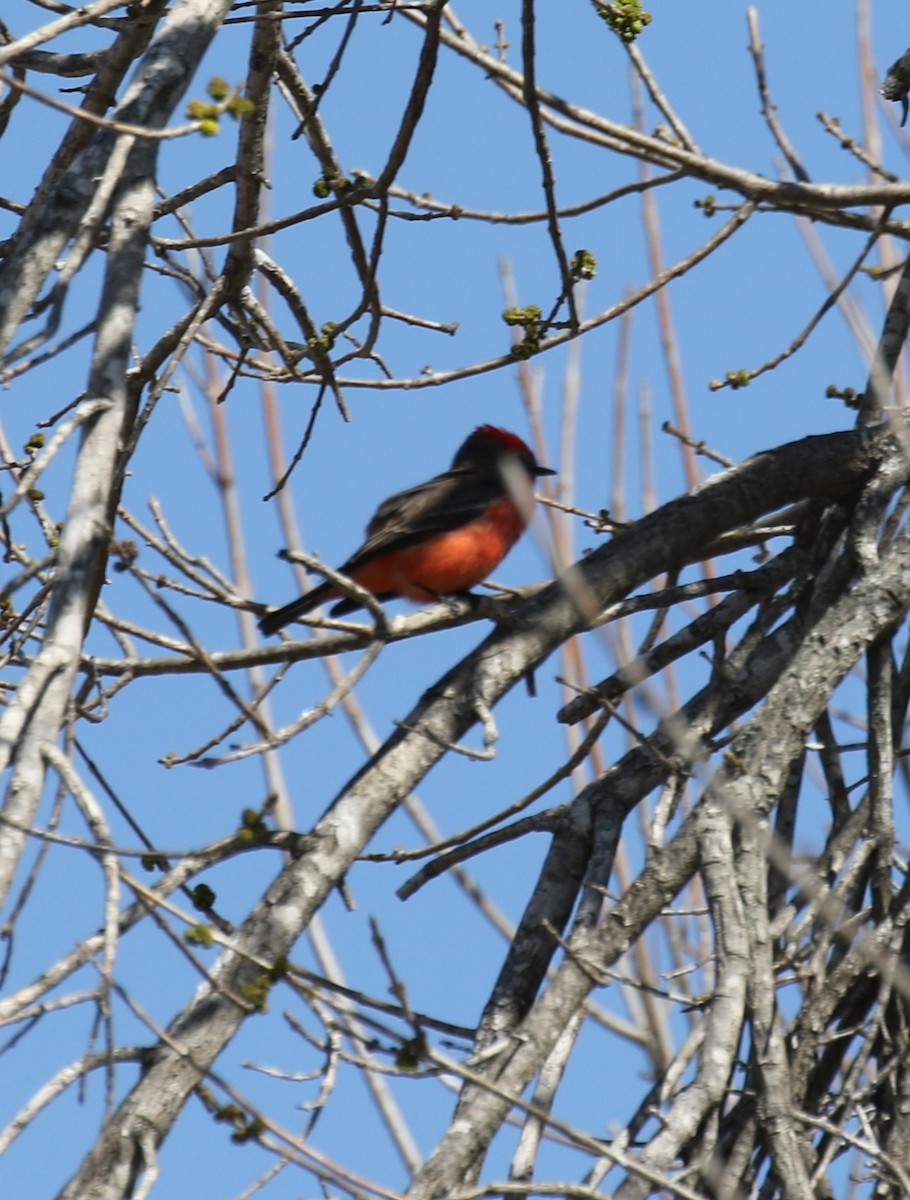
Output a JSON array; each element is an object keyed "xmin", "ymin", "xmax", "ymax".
[{"xmin": 535, "ymin": 464, "xmax": 556, "ymax": 477}]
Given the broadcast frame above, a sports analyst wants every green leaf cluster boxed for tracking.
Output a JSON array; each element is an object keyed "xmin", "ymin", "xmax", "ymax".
[
  {"xmin": 185, "ymin": 77, "xmax": 256, "ymax": 137},
  {"xmin": 598, "ymin": 0, "xmax": 651, "ymax": 43},
  {"xmin": 503, "ymin": 305, "xmax": 543, "ymax": 359}
]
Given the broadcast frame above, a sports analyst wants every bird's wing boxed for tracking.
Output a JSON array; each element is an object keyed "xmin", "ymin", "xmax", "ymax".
[{"xmin": 343, "ymin": 466, "xmax": 501, "ymax": 570}]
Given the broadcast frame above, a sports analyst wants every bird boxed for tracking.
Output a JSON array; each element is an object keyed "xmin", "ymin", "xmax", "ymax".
[{"xmin": 258, "ymin": 425, "xmax": 555, "ymax": 636}]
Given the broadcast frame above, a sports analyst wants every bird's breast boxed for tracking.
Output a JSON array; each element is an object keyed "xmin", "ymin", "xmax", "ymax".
[{"xmin": 362, "ymin": 497, "xmax": 527, "ymax": 601}]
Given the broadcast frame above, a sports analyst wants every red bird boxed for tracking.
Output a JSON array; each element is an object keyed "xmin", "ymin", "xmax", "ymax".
[{"xmin": 258, "ymin": 425, "xmax": 554, "ymax": 635}]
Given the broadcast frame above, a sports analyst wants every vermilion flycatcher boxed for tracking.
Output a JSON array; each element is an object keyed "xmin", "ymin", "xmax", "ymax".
[{"xmin": 258, "ymin": 425, "xmax": 554, "ymax": 635}]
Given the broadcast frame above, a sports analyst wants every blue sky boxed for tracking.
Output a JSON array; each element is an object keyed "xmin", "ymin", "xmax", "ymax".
[{"xmin": 2, "ymin": 2, "xmax": 909, "ymax": 1197}]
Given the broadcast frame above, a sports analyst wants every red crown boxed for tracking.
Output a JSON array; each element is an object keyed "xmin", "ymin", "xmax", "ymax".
[{"xmin": 473, "ymin": 425, "xmax": 533, "ymax": 456}]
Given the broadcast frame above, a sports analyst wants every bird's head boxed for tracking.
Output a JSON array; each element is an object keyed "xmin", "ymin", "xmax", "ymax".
[{"xmin": 452, "ymin": 425, "xmax": 555, "ymax": 479}]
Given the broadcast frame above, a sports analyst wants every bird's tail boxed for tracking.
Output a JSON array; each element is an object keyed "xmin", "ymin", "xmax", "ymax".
[{"xmin": 257, "ymin": 582, "xmax": 336, "ymax": 636}]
